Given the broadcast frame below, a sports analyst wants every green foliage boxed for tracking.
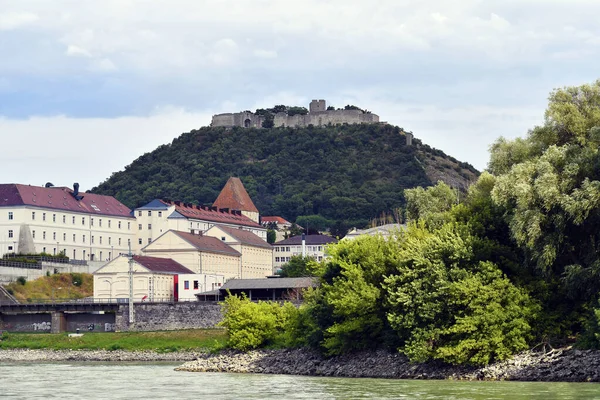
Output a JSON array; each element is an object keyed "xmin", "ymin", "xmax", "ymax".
[
  {"xmin": 219, "ymin": 294, "xmax": 300, "ymax": 350},
  {"xmin": 384, "ymin": 223, "xmax": 538, "ymax": 365},
  {"xmin": 16, "ymin": 277, "xmax": 26, "ymax": 286},
  {"xmin": 295, "ymin": 214, "xmax": 332, "ymax": 233},
  {"xmin": 277, "ymin": 255, "xmax": 314, "ymax": 277},
  {"xmin": 405, "ymin": 181, "xmax": 456, "ymax": 225},
  {"xmin": 91, "ymin": 124, "xmax": 473, "ymax": 231},
  {"xmin": 266, "ymin": 229, "xmax": 277, "ymax": 244},
  {"xmin": 5, "ymin": 273, "xmax": 93, "ymax": 303}
]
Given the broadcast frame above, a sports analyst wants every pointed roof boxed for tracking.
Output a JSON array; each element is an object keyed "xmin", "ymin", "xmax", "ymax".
[
  {"xmin": 213, "ymin": 177, "xmax": 259, "ymax": 213},
  {"xmin": 132, "ymin": 255, "xmax": 194, "ymax": 274},
  {"xmin": 211, "ymin": 225, "xmax": 272, "ymax": 249}
]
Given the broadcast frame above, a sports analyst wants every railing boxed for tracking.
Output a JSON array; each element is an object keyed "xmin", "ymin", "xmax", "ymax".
[
  {"xmin": 0, "ymin": 260, "xmax": 42, "ymax": 269},
  {"xmin": 0, "ymin": 297, "xmax": 180, "ymax": 306},
  {"xmin": 3, "ymin": 254, "xmax": 70, "ymax": 264}
]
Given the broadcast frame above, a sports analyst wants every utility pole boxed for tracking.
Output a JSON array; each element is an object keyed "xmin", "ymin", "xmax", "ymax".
[{"xmin": 127, "ymin": 243, "xmax": 135, "ymax": 325}]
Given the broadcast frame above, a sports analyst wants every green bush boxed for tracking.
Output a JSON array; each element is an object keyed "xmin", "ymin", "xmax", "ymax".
[{"xmin": 16, "ymin": 277, "xmax": 26, "ymax": 286}]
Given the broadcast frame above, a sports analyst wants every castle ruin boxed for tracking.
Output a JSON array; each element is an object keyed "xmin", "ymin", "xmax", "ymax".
[{"xmin": 211, "ymin": 100, "xmax": 380, "ymax": 128}]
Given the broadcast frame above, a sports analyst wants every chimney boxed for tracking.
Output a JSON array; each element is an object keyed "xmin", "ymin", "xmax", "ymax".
[{"xmin": 301, "ymin": 233, "xmax": 306, "ymax": 258}]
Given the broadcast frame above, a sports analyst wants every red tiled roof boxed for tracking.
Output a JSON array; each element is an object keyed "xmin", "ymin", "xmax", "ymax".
[
  {"xmin": 261, "ymin": 216, "xmax": 291, "ymax": 225},
  {"xmin": 213, "ymin": 177, "xmax": 259, "ymax": 213},
  {"xmin": 274, "ymin": 234, "xmax": 338, "ymax": 246},
  {"xmin": 0, "ymin": 184, "xmax": 133, "ymax": 218},
  {"xmin": 214, "ymin": 225, "xmax": 272, "ymax": 249},
  {"xmin": 172, "ymin": 231, "xmax": 241, "ymax": 257},
  {"xmin": 132, "ymin": 255, "xmax": 194, "ymax": 274},
  {"xmin": 161, "ymin": 200, "xmax": 262, "ymax": 228}
]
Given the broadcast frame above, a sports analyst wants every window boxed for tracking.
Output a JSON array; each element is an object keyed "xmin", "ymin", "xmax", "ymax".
[
  {"xmin": 128, "ymin": 238, "xmax": 131, "ymax": 245},
  {"xmin": 193, "ymin": 281, "xmax": 199, "ymax": 290},
  {"xmin": 53, "ymin": 232, "xmax": 56, "ymax": 240},
  {"xmin": 138, "ymin": 224, "xmax": 142, "ymax": 230},
  {"xmin": 118, "ymin": 221, "xmax": 121, "ymax": 229},
  {"xmin": 184, "ymin": 281, "xmax": 189, "ymax": 290},
  {"xmin": 42, "ymin": 213, "xmax": 46, "ymax": 221},
  {"xmin": 148, "ymin": 211, "xmax": 152, "ymax": 216},
  {"xmin": 91, "ymin": 236, "xmax": 95, "ymax": 244},
  {"xmin": 275, "ymin": 247, "xmax": 279, "ymax": 252},
  {"xmin": 148, "ymin": 238, "xmax": 152, "ymax": 244},
  {"xmin": 8, "ymin": 230, "xmax": 13, "ymax": 238},
  {"xmin": 72, "ymin": 216, "xmax": 75, "ymax": 224},
  {"xmin": 32, "ymin": 212, "xmax": 35, "ymax": 220},
  {"xmin": 127, "ymin": 222, "xmax": 131, "ymax": 230},
  {"xmin": 83, "ymin": 235, "xmax": 86, "ymax": 243},
  {"xmin": 43, "ymin": 231, "xmax": 46, "ymax": 240},
  {"xmin": 318, "ymin": 256, "xmax": 323, "ymax": 261},
  {"xmin": 99, "ymin": 251, "xmax": 103, "ymax": 260},
  {"xmin": 318, "ymin": 246, "xmax": 322, "ymax": 251},
  {"xmin": 99, "ymin": 236, "xmax": 103, "ymax": 245},
  {"xmin": 138, "ymin": 238, "xmax": 142, "ymax": 245},
  {"xmin": 275, "ymin": 257, "xmax": 280, "ymax": 262},
  {"xmin": 63, "ymin": 233, "xmax": 66, "ymax": 241},
  {"xmin": 52, "ymin": 214, "xmax": 56, "ymax": 223},
  {"xmin": 221, "ymin": 237, "xmax": 226, "ymax": 241},
  {"xmin": 73, "ymin": 234, "xmax": 76, "ymax": 242},
  {"xmin": 118, "ymin": 238, "xmax": 122, "ymax": 246},
  {"xmin": 62, "ymin": 215, "xmax": 66, "ymax": 223},
  {"xmin": 82, "ymin": 217, "xmax": 85, "ymax": 225},
  {"xmin": 99, "ymin": 219, "xmax": 102, "ymax": 227},
  {"xmin": 286, "ymin": 247, "xmax": 290, "ymax": 252},
  {"xmin": 8, "ymin": 246, "xmax": 12, "ymax": 251},
  {"xmin": 158, "ymin": 211, "xmax": 162, "ymax": 217},
  {"xmin": 148, "ymin": 224, "xmax": 152, "ymax": 230},
  {"xmin": 108, "ymin": 237, "xmax": 111, "ymax": 245},
  {"xmin": 108, "ymin": 220, "xmax": 111, "ymax": 228},
  {"xmin": 8, "ymin": 212, "xmax": 13, "ymax": 220},
  {"xmin": 90, "ymin": 218, "xmax": 94, "ymax": 227},
  {"xmin": 43, "ymin": 247, "xmax": 46, "ymax": 253}
]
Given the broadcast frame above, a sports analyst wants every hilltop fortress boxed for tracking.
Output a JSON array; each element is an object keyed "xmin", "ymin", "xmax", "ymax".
[{"xmin": 211, "ymin": 99, "xmax": 380, "ymax": 128}]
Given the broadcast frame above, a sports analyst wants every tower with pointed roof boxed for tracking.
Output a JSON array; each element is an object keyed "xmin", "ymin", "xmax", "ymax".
[{"xmin": 213, "ymin": 177, "xmax": 260, "ymax": 223}]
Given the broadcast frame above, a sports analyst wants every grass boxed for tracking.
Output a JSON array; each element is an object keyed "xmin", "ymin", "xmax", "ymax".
[
  {"xmin": 4, "ymin": 273, "xmax": 93, "ymax": 302},
  {"xmin": 0, "ymin": 329, "xmax": 228, "ymax": 352}
]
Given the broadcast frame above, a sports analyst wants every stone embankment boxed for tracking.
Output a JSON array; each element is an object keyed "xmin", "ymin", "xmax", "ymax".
[
  {"xmin": 0, "ymin": 348, "xmax": 203, "ymax": 362},
  {"xmin": 176, "ymin": 347, "xmax": 600, "ymax": 382}
]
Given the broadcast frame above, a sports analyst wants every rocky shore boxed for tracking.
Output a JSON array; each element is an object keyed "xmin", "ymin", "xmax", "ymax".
[
  {"xmin": 176, "ymin": 347, "xmax": 600, "ymax": 382},
  {"xmin": 0, "ymin": 348, "xmax": 204, "ymax": 362}
]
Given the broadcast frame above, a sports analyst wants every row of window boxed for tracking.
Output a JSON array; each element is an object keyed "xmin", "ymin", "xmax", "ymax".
[
  {"xmin": 19, "ymin": 229, "xmax": 130, "ymax": 246},
  {"xmin": 275, "ymin": 246, "xmax": 323, "ymax": 252},
  {"xmin": 139, "ymin": 224, "xmax": 152, "ymax": 230},
  {"xmin": 138, "ymin": 210, "xmax": 162, "ymax": 217},
  {"xmin": 275, "ymin": 256, "xmax": 323, "ymax": 263},
  {"xmin": 27, "ymin": 211, "xmax": 130, "ymax": 230}
]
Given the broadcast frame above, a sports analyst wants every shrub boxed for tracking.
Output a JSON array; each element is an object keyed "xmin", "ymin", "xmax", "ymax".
[{"xmin": 16, "ymin": 277, "xmax": 26, "ymax": 286}]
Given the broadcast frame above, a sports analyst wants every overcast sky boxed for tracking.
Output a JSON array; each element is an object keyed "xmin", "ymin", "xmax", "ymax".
[{"xmin": 1, "ymin": 0, "xmax": 599, "ymax": 190}]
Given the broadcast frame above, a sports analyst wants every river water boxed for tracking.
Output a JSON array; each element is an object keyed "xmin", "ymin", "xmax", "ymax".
[{"xmin": 1, "ymin": 362, "xmax": 599, "ymax": 399}]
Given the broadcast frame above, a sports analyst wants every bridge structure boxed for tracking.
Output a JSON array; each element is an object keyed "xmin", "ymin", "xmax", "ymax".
[{"xmin": 0, "ymin": 298, "xmax": 175, "ymax": 333}]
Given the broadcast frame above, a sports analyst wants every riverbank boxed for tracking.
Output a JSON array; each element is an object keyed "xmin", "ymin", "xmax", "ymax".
[
  {"xmin": 0, "ymin": 348, "xmax": 205, "ymax": 362},
  {"xmin": 176, "ymin": 347, "xmax": 600, "ymax": 382}
]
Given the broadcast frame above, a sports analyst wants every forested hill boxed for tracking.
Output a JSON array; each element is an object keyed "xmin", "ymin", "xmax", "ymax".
[{"xmin": 91, "ymin": 124, "xmax": 478, "ymax": 231}]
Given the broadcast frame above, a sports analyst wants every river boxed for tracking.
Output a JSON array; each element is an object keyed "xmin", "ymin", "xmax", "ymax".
[{"xmin": 1, "ymin": 362, "xmax": 599, "ymax": 399}]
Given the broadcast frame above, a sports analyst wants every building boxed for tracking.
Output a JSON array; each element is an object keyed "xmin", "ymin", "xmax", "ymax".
[
  {"xmin": 344, "ymin": 224, "xmax": 406, "ymax": 240},
  {"xmin": 272, "ymin": 234, "xmax": 338, "ymax": 271},
  {"xmin": 211, "ymin": 100, "xmax": 380, "ymax": 129},
  {"xmin": 213, "ymin": 177, "xmax": 260, "ymax": 223},
  {"xmin": 205, "ymin": 225, "xmax": 273, "ymax": 277},
  {"xmin": 261, "ymin": 216, "xmax": 292, "ymax": 242},
  {"xmin": 141, "ymin": 230, "xmax": 242, "ymax": 279},
  {"xmin": 0, "ymin": 183, "xmax": 135, "ymax": 261},
  {"xmin": 198, "ymin": 276, "xmax": 318, "ymax": 301},
  {"xmin": 93, "ymin": 255, "xmax": 196, "ymax": 301},
  {"xmin": 133, "ymin": 199, "xmax": 266, "ymax": 252}
]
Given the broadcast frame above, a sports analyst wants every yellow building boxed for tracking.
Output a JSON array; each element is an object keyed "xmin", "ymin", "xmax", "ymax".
[{"xmin": 93, "ymin": 255, "xmax": 194, "ymax": 302}]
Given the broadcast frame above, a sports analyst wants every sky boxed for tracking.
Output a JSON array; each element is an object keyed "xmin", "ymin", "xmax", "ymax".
[{"xmin": 1, "ymin": 0, "xmax": 600, "ymax": 191}]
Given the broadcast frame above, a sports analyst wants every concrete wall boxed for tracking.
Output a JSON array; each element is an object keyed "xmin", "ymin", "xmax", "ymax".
[
  {"xmin": 0, "ymin": 312, "xmax": 116, "ymax": 333},
  {"xmin": 0, "ymin": 261, "xmax": 104, "ymax": 284},
  {"xmin": 116, "ymin": 302, "xmax": 222, "ymax": 332}
]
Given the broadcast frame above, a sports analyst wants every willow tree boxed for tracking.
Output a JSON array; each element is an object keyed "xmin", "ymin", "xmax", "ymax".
[{"xmin": 491, "ymin": 80, "xmax": 600, "ymax": 300}]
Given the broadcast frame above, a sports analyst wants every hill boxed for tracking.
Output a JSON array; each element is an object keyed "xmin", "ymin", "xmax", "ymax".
[
  {"xmin": 91, "ymin": 124, "xmax": 478, "ymax": 231},
  {"xmin": 4, "ymin": 273, "xmax": 93, "ymax": 303}
]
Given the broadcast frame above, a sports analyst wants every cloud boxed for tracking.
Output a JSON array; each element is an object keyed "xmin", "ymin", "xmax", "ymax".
[
  {"xmin": 0, "ymin": 12, "xmax": 39, "ymax": 31},
  {"xmin": 66, "ymin": 45, "xmax": 92, "ymax": 58}
]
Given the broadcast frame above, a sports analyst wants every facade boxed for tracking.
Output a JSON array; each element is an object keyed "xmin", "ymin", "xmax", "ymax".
[
  {"xmin": 141, "ymin": 230, "xmax": 241, "ymax": 279},
  {"xmin": 176, "ymin": 273, "xmax": 225, "ymax": 301},
  {"xmin": 133, "ymin": 199, "xmax": 266, "ymax": 253},
  {"xmin": 205, "ymin": 225, "xmax": 273, "ymax": 277},
  {"xmin": 344, "ymin": 224, "xmax": 406, "ymax": 240},
  {"xmin": 211, "ymin": 100, "xmax": 380, "ymax": 129},
  {"xmin": 272, "ymin": 234, "xmax": 338, "ymax": 271},
  {"xmin": 261, "ymin": 216, "xmax": 292, "ymax": 242},
  {"xmin": 93, "ymin": 255, "xmax": 194, "ymax": 301},
  {"xmin": 0, "ymin": 184, "xmax": 135, "ymax": 261}
]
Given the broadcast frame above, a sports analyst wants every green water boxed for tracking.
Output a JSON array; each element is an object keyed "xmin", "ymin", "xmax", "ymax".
[{"xmin": 0, "ymin": 363, "xmax": 598, "ymax": 399}]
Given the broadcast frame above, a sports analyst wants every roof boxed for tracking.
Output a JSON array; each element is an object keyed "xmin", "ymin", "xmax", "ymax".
[
  {"xmin": 261, "ymin": 216, "xmax": 291, "ymax": 225},
  {"xmin": 171, "ymin": 231, "xmax": 241, "ymax": 257},
  {"xmin": 158, "ymin": 200, "xmax": 262, "ymax": 228},
  {"xmin": 136, "ymin": 199, "xmax": 170, "ymax": 210},
  {"xmin": 220, "ymin": 277, "xmax": 318, "ymax": 291},
  {"xmin": 274, "ymin": 234, "xmax": 338, "ymax": 246},
  {"xmin": 214, "ymin": 225, "xmax": 272, "ymax": 249},
  {"xmin": 132, "ymin": 255, "xmax": 194, "ymax": 274},
  {"xmin": 0, "ymin": 184, "xmax": 133, "ymax": 218},
  {"xmin": 213, "ymin": 177, "xmax": 259, "ymax": 213}
]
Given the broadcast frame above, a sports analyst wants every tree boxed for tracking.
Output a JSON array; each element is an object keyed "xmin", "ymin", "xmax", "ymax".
[
  {"xmin": 277, "ymin": 255, "xmax": 314, "ymax": 277},
  {"xmin": 262, "ymin": 113, "xmax": 274, "ymax": 128},
  {"xmin": 404, "ymin": 181, "xmax": 457, "ymax": 225},
  {"xmin": 296, "ymin": 215, "xmax": 331, "ymax": 234},
  {"xmin": 267, "ymin": 229, "xmax": 277, "ymax": 244}
]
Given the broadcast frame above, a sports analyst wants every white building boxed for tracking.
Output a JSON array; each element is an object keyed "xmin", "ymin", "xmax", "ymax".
[
  {"xmin": 0, "ymin": 183, "xmax": 135, "ymax": 261},
  {"xmin": 344, "ymin": 224, "xmax": 406, "ymax": 240},
  {"xmin": 272, "ymin": 234, "xmax": 338, "ymax": 271}
]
